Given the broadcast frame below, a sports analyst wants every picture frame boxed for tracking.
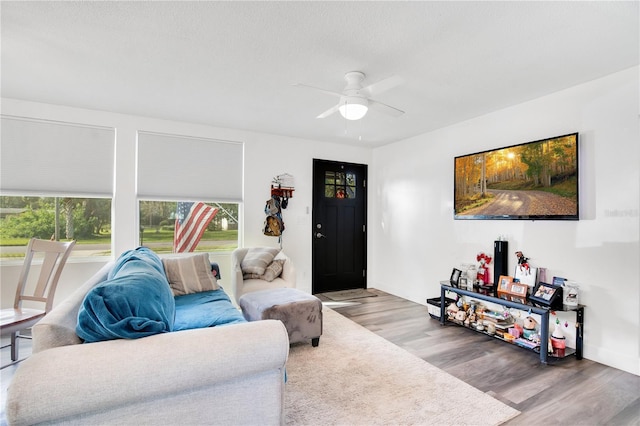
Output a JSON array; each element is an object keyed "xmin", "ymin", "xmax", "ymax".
[
  {"xmin": 508, "ymin": 282, "xmax": 528, "ymax": 303},
  {"xmin": 498, "ymin": 275, "xmax": 513, "ymax": 291},
  {"xmin": 497, "ymin": 275, "xmax": 513, "ymax": 300},
  {"xmin": 510, "ymin": 282, "xmax": 528, "ymax": 296},
  {"xmin": 450, "ymin": 268, "xmax": 462, "ymax": 287},
  {"xmin": 497, "ymin": 275, "xmax": 530, "ymax": 304},
  {"xmin": 530, "ymin": 282, "xmax": 564, "ymax": 309}
]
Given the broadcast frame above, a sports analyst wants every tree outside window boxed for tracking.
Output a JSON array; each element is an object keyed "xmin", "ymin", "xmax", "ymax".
[{"xmin": 0, "ymin": 196, "xmax": 112, "ymax": 259}]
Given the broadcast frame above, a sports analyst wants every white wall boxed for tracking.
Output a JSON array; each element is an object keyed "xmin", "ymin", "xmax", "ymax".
[
  {"xmin": 370, "ymin": 67, "xmax": 640, "ymax": 375},
  {"xmin": 0, "ymin": 98, "xmax": 371, "ymax": 306}
]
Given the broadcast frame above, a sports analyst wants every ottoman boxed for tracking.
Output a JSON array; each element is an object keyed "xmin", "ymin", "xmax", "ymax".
[{"xmin": 239, "ymin": 288, "xmax": 322, "ymax": 347}]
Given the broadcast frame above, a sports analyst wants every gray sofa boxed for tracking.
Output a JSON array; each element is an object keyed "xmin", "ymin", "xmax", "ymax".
[{"xmin": 5, "ymin": 261, "xmax": 290, "ymax": 425}]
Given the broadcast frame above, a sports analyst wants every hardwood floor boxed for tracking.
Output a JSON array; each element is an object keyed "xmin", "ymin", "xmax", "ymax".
[
  {"xmin": 1, "ymin": 289, "xmax": 638, "ymax": 425},
  {"xmin": 317, "ymin": 289, "xmax": 640, "ymax": 426}
]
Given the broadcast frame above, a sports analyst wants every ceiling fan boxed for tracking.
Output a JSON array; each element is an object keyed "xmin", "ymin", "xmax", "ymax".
[{"xmin": 294, "ymin": 71, "xmax": 404, "ymax": 121}]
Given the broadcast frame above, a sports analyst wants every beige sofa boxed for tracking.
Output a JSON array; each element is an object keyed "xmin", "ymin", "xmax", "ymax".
[
  {"xmin": 5, "ymin": 262, "xmax": 290, "ymax": 425},
  {"xmin": 231, "ymin": 248, "xmax": 296, "ymax": 304}
]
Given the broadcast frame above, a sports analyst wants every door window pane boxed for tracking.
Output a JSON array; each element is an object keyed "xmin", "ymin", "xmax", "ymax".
[
  {"xmin": 325, "ymin": 172, "xmax": 356, "ymax": 199},
  {"xmin": 325, "ymin": 171, "xmax": 335, "ymax": 185},
  {"xmin": 325, "ymin": 186, "xmax": 335, "ymax": 198}
]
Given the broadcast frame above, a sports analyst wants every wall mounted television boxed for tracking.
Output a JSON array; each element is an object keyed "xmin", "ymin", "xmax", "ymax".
[{"xmin": 454, "ymin": 132, "xmax": 579, "ymax": 220}]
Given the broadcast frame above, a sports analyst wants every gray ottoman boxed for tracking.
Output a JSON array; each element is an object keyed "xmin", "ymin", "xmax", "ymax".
[{"xmin": 239, "ymin": 288, "xmax": 322, "ymax": 347}]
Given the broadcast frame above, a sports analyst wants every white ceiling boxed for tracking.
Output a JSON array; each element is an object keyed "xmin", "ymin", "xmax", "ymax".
[{"xmin": 1, "ymin": 1, "xmax": 638, "ymax": 147}]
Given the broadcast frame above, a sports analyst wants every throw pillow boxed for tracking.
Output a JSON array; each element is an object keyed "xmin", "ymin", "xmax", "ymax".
[
  {"xmin": 243, "ymin": 259, "xmax": 285, "ymax": 282},
  {"xmin": 240, "ymin": 247, "xmax": 281, "ymax": 276},
  {"xmin": 163, "ymin": 254, "xmax": 220, "ymax": 296}
]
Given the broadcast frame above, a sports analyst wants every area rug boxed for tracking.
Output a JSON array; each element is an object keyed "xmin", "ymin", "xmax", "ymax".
[
  {"xmin": 285, "ymin": 308, "xmax": 520, "ymax": 426},
  {"xmin": 321, "ymin": 288, "xmax": 378, "ymax": 301}
]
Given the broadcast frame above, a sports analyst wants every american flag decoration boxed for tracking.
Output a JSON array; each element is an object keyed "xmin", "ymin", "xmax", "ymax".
[{"xmin": 173, "ymin": 202, "xmax": 218, "ymax": 253}]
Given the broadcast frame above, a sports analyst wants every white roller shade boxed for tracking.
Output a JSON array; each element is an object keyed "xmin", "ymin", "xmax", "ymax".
[
  {"xmin": 137, "ymin": 131, "xmax": 243, "ymax": 202},
  {"xmin": 0, "ymin": 116, "xmax": 115, "ymax": 196}
]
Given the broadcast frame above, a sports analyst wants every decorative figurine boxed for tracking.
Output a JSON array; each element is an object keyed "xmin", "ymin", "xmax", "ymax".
[
  {"xmin": 549, "ymin": 317, "xmax": 567, "ymax": 356},
  {"xmin": 486, "ymin": 322, "xmax": 496, "ymax": 335},
  {"xmin": 446, "ymin": 303, "xmax": 459, "ymax": 320},
  {"xmin": 523, "ymin": 316, "xmax": 537, "ymax": 330},
  {"xmin": 523, "ymin": 316, "xmax": 538, "ymax": 340},
  {"xmin": 467, "ymin": 303, "xmax": 478, "ymax": 324},
  {"xmin": 476, "ymin": 252, "xmax": 493, "ymax": 285},
  {"xmin": 515, "ymin": 251, "xmax": 530, "ymax": 274}
]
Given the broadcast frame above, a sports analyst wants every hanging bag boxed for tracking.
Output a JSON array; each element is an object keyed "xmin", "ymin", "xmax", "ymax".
[{"xmin": 263, "ymin": 195, "xmax": 285, "ymax": 237}]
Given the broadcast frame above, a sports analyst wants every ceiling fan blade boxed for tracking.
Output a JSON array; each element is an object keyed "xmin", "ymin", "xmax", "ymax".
[
  {"xmin": 317, "ymin": 104, "xmax": 340, "ymax": 119},
  {"xmin": 369, "ymin": 99, "xmax": 405, "ymax": 117},
  {"xmin": 362, "ymin": 75, "xmax": 403, "ymax": 97},
  {"xmin": 293, "ymin": 83, "xmax": 343, "ymax": 98}
]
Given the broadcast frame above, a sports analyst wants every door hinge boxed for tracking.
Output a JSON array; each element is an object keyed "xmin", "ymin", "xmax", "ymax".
[
  {"xmin": 363, "ymin": 269, "xmax": 366, "ymax": 278},
  {"xmin": 362, "ymin": 224, "xmax": 366, "ymax": 233},
  {"xmin": 363, "ymin": 179, "xmax": 366, "ymax": 188}
]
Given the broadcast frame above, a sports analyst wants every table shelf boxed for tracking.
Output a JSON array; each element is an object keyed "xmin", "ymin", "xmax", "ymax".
[{"xmin": 439, "ymin": 282, "xmax": 584, "ymax": 364}]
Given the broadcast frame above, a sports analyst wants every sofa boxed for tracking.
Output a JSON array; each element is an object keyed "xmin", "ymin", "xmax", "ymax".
[
  {"xmin": 5, "ymin": 248, "xmax": 290, "ymax": 426},
  {"xmin": 231, "ymin": 247, "xmax": 296, "ymax": 304}
]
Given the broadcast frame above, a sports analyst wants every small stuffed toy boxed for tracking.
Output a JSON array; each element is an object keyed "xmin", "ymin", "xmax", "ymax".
[{"xmin": 515, "ymin": 251, "xmax": 530, "ymax": 274}]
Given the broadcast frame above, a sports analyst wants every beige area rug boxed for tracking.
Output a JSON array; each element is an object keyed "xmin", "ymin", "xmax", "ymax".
[
  {"xmin": 285, "ymin": 308, "xmax": 520, "ymax": 426},
  {"xmin": 321, "ymin": 288, "xmax": 378, "ymax": 301}
]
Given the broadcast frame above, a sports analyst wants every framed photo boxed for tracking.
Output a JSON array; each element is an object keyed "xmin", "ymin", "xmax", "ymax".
[
  {"xmin": 510, "ymin": 282, "xmax": 528, "ymax": 296},
  {"xmin": 450, "ymin": 268, "xmax": 462, "ymax": 287},
  {"xmin": 498, "ymin": 275, "xmax": 513, "ymax": 291},
  {"xmin": 530, "ymin": 282, "xmax": 564, "ymax": 308},
  {"xmin": 508, "ymin": 283, "xmax": 529, "ymax": 304}
]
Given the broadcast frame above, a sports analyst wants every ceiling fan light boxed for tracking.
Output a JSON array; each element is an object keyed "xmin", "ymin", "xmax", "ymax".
[{"xmin": 339, "ymin": 98, "xmax": 368, "ymax": 120}]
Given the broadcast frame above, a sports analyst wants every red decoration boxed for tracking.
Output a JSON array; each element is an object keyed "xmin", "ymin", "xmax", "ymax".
[{"xmin": 476, "ymin": 252, "xmax": 492, "ymax": 284}]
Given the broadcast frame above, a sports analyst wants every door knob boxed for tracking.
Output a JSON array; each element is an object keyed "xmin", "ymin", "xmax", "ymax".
[{"xmin": 316, "ymin": 232, "xmax": 327, "ymax": 239}]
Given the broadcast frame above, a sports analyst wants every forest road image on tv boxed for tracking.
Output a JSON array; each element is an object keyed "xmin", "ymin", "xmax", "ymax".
[
  {"xmin": 454, "ymin": 133, "xmax": 579, "ymax": 220},
  {"xmin": 461, "ymin": 189, "xmax": 577, "ymax": 217}
]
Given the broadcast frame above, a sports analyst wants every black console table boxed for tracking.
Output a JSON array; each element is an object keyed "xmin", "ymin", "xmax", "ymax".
[{"xmin": 439, "ymin": 282, "xmax": 584, "ymax": 364}]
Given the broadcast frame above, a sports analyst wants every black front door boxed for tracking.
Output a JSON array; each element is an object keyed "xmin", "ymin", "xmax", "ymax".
[{"xmin": 312, "ymin": 159, "xmax": 367, "ymax": 294}]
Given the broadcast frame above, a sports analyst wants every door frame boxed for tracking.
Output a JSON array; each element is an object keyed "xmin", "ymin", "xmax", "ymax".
[{"xmin": 311, "ymin": 158, "xmax": 368, "ymax": 294}]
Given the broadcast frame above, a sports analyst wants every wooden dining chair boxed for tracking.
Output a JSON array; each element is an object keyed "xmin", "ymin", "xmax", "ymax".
[{"xmin": 1, "ymin": 238, "xmax": 75, "ymax": 367}]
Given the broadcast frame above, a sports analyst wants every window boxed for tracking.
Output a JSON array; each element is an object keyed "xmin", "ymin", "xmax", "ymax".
[
  {"xmin": 0, "ymin": 116, "xmax": 115, "ymax": 260},
  {"xmin": 136, "ymin": 132, "xmax": 243, "ymax": 255},
  {"xmin": 138, "ymin": 201, "xmax": 238, "ymax": 254},
  {"xmin": 1, "ymin": 116, "xmax": 115, "ymax": 197},
  {"xmin": 0, "ymin": 196, "xmax": 112, "ymax": 259},
  {"xmin": 325, "ymin": 171, "xmax": 357, "ymax": 199},
  {"xmin": 137, "ymin": 132, "xmax": 243, "ymax": 202}
]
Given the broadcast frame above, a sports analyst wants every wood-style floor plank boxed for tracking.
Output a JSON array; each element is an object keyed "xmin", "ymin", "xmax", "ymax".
[{"xmin": 318, "ymin": 289, "xmax": 640, "ymax": 425}]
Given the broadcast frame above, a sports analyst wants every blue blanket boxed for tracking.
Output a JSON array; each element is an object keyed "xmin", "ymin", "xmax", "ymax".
[
  {"xmin": 76, "ymin": 247, "xmax": 176, "ymax": 343},
  {"xmin": 174, "ymin": 288, "xmax": 246, "ymax": 331}
]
